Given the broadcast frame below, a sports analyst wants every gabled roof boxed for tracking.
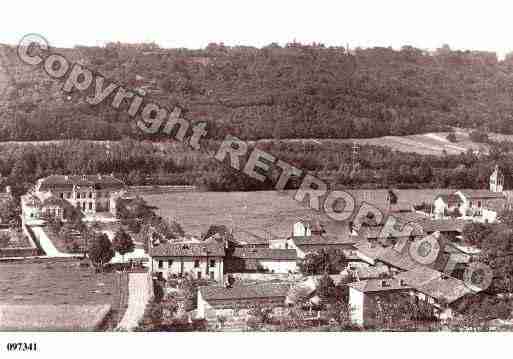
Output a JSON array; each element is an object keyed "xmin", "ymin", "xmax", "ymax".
[
  {"xmin": 347, "ymin": 278, "xmax": 410, "ymax": 293},
  {"xmin": 199, "ymin": 283, "xmax": 291, "ymax": 301},
  {"xmin": 394, "ymin": 267, "xmax": 474, "ymax": 303},
  {"xmin": 230, "ymin": 248, "xmax": 297, "ymax": 260},
  {"xmin": 395, "ymin": 266, "xmax": 442, "ymax": 287},
  {"xmin": 38, "ymin": 175, "xmax": 124, "ymax": 191},
  {"xmin": 149, "ymin": 242, "xmax": 225, "ymax": 257}
]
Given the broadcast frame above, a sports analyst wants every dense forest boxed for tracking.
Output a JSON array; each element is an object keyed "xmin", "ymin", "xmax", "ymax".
[
  {"xmin": 1, "ymin": 139, "xmax": 513, "ymax": 196},
  {"xmin": 2, "ymin": 42, "xmax": 513, "ymax": 141}
]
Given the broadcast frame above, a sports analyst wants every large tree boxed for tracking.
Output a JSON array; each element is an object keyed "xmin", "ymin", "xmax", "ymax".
[
  {"xmin": 88, "ymin": 232, "xmax": 115, "ymax": 271},
  {"xmin": 112, "ymin": 228, "xmax": 135, "ymax": 265}
]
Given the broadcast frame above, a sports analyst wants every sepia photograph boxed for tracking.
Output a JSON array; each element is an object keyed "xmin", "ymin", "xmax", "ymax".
[{"xmin": 1, "ymin": 1, "xmax": 513, "ymax": 357}]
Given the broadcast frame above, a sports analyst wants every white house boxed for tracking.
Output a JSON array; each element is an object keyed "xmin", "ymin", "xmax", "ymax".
[
  {"xmin": 432, "ymin": 166, "xmax": 512, "ymax": 223},
  {"xmin": 149, "ymin": 241, "xmax": 225, "ymax": 282}
]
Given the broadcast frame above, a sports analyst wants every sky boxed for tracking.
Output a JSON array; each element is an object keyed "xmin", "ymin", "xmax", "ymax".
[{"xmin": 1, "ymin": 0, "xmax": 513, "ymax": 58}]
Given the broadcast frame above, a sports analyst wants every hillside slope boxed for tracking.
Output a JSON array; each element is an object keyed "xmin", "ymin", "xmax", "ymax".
[{"xmin": 2, "ymin": 43, "xmax": 513, "ymax": 142}]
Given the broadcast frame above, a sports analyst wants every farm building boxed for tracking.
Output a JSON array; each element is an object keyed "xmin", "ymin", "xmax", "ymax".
[
  {"xmin": 196, "ymin": 282, "xmax": 291, "ymax": 320},
  {"xmin": 224, "ymin": 247, "xmax": 298, "ymax": 273},
  {"xmin": 149, "ymin": 242, "xmax": 225, "ymax": 282}
]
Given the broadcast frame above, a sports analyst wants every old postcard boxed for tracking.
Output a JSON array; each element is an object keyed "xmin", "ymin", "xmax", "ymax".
[{"xmin": 0, "ymin": 0, "xmax": 512, "ymax": 357}]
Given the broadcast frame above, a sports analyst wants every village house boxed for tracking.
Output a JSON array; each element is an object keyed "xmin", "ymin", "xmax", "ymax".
[
  {"xmin": 224, "ymin": 247, "xmax": 298, "ymax": 274},
  {"xmin": 432, "ymin": 166, "xmax": 513, "ymax": 223},
  {"xmin": 21, "ymin": 174, "xmax": 125, "ymax": 224},
  {"xmin": 196, "ymin": 282, "xmax": 291, "ymax": 320},
  {"xmin": 395, "ymin": 266, "xmax": 475, "ymax": 320},
  {"xmin": 149, "ymin": 242, "xmax": 225, "ymax": 282}
]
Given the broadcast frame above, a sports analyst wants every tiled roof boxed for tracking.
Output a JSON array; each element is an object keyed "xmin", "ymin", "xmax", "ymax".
[
  {"xmin": 354, "ymin": 240, "xmax": 386, "ymax": 261},
  {"xmin": 353, "ymin": 265, "xmax": 389, "ymax": 280},
  {"xmin": 199, "ymin": 283, "xmax": 291, "ymax": 301},
  {"xmin": 38, "ymin": 175, "xmax": 124, "ymax": 191},
  {"xmin": 395, "ymin": 266, "xmax": 442, "ymax": 287},
  {"xmin": 436, "ymin": 194, "xmax": 463, "ymax": 204},
  {"xmin": 417, "ymin": 276, "xmax": 474, "ymax": 304},
  {"xmin": 292, "ymin": 234, "xmax": 357, "ymax": 247},
  {"xmin": 347, "ymin": 278, "xmax": 410, "ymax": 293},
  {"xmin": 376, "ymin": 247, "xmax": 418, "ymax": 271},
  {"xmin": 149, "ymin": 242, "xmax": 225, "ymax": 257},
  {"xmin": 394, "ymin": 267, "xmax": 474, "ymax": 303},
  {"xmin": 230, "ymin": 248, "xmax": 297, "ymax": 260}
]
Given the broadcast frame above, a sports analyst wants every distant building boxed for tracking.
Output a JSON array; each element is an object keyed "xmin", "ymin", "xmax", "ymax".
[
  {"xmin": 149, "ymin": 242, "xmax": 225, "ymax": 282},
  {"xmin": 287, "ymin": 234, "xmax": 357, "ymax": 259},
  {"xmin": 432, "ymin": 166, "xmax": 513, "ymax": 222},
  {"xmin": 21, "ymin": 174, "xmax": 125, "ymax": 223}
]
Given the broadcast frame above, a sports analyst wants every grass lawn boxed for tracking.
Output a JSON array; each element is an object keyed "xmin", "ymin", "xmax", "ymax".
[
  {"xmin": 143, "ymin": 189, "xmax": 452, "ymax": 238},
  {"xmin": 0, "ymin": 259, "xmax": 128, "ymax": 330}
]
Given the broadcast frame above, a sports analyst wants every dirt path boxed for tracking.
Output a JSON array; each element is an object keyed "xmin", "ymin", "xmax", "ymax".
[{"xmin": 116, "ymin": 272, "xmax": 153, "ymax": 331}]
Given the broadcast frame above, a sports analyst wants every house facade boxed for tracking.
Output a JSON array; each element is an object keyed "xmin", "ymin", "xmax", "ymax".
[
  {"xmin": 149, "ymin": 242, "xmax": 225, "ymax": 282},
  {"xmin": 21, "ymin": 174, "xmax": 125, "ymax": 223}
]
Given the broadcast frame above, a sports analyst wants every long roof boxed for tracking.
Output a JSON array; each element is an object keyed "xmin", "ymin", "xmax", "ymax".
[
  {"xmin": 149, "ymin": 242, "xmax": 225, "ymax": 257},
  {"xmin": 347, "ymin": 278, "xmax": 410, "ymax": 293},
  {"xmin": 38, "ymin": 175, "xmax": 124, "ymax": 191},
  {"xmin": 230, "ymin": 247, "xmax": 297, "ymax": 260},
  {"xmin": 291, "ymin": 234, "xmax": 357, "ymax": 247},
  {"xmin": 199, "ymin": 283, "xmax": 291, "ymax": 301}
]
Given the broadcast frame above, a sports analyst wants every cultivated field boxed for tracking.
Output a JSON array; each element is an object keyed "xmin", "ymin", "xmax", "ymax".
[
  {"xmin": 143, "ymin": 189, "xmax": 453, "ymax": 238},
  {"xmin": 0, "ymin": 259, "xmax": 128, "ymax": 330}
]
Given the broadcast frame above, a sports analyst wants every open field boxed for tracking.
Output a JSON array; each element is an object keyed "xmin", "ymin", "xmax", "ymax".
[
  {"xmin": 0, "ymin": 259, "xmax": 128, "ymax": 330},
  {"xmin": 143, "ymin": 189, "xmax": 453, "ymax": 238}
]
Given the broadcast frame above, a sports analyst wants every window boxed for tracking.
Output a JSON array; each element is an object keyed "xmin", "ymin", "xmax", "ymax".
[
  {"xmin": 209, "ymin": 272, "xmax": 214, "ymax": 280},
  {"xmin": 209, "ymin": 259, "xmax": 215, "ymax": 268},
  {"xmin": 89, "ymin": 192, "xmax": 93, "ymax": 198},
  {"xmin": 197, "ymin": 272, "xmax": 202, "ymax": 279},
  {"xmin": 60, "ymin": 192, "xmax": 64, "ymax": 198},
  {"xmin": 158, "ymin": 260, "xmax": 163, "ymax": 269},
  {"xmin": 194, "ymin": 260, "xmax": 200, "ymax": 268},
  {"xmin": 89, "ymin": 203, "xmax": 93, "ymax": 210},
  {"xmin": 168, "ymin": 260, "xmax": 173, "ymax": 267}
]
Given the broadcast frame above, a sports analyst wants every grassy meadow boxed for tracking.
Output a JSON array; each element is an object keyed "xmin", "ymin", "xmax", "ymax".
[{"xmin": 143, "ymin": 189, "xmax": 453, "ymax": 238}]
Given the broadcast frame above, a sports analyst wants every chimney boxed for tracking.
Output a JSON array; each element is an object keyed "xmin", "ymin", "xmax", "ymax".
[
  {"xmin": 64, "ymin": 175, "xmax": 69, "ymax": 180},
  {"xmin": 5, "ymin": 186, "xmax": 11, "ymax": 195}
]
